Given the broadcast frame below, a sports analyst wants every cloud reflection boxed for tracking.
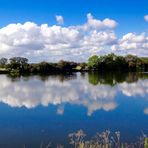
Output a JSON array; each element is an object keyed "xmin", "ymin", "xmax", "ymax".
[{"xmin": 0, "ymin": 73, "xmax": 147, "ymax": 116}]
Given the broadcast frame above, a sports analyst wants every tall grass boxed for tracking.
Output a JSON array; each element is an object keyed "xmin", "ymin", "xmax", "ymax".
[
  {"xmin": 68, "ymin": 130, "xmax": 147, "ymax": 148},
  {"xmin": 23, "ymin": 130, "xmax": 148, "ymax": 148}
]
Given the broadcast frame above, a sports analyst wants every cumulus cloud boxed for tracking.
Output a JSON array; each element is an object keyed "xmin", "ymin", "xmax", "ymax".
[
  {"xmin": 0, "ymin": 13, "xmax": 118, "ymax": 62},
  {"xmin": 144, "ymin": 15, "xmax": 148, "ymax": 22},
  {"xmin": 0, "ymin": 74, "xmax": 117, "ymax": 116},
  {"xmin": 56, "ymin": 15, "xmax": 64, "ymax": 24},
  {"xmin": 144, "ymin": 108, "xmax": 148, "ymax": 115},
  {"xmin": 0, "ymin": 74, "xmax": 148, "ymax": 116},
  {"xmin": 86, "ymin": 13, "xmax": 117, "ymax": 30},
  {"xmin": 119, "ymin": 79, "xmax": 148, "ymax": 97},
  {"xmin": 111, "ymin": 32, "xmax": 148, "ymax": 56},
  {"xmin": 0, "ymin": 13, "xmax": 148, "ymax": 62}
]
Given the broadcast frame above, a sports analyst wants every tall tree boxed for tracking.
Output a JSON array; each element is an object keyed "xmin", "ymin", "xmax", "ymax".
[{"xmin": 0, "ymin": 58, "xmax": 8, "ymax": 68}]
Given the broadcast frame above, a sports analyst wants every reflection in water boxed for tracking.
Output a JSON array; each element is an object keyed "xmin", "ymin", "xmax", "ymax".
[
  {"xmin": 0, "ymin": 72, "xmax": 148, "ymax": 116},
  {"xmin": 144, "ymin": 108, "xmax": 148, "ymax": 114}
]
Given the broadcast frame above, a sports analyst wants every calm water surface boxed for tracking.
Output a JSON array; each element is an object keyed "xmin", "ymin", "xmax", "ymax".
[{"xmin": 0, "ymin": 72, "xmax": 148, "ymax": 148}]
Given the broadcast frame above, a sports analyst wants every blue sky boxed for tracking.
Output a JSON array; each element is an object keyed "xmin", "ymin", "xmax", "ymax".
[
  {"xmin": 0, "ymin": 0, "xmax": 148, "ymax": 35},
  {"xmin": 0, "ymin": 0, "xmax": 148, "ymax": 61}
]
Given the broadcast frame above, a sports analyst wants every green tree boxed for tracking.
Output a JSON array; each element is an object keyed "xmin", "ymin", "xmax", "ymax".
[
  {"xmin": 0, "ymin": 58, "xmax": 8, "ymax": 68},
  {"xmin": 87, "ymin": 55, "xmax": 99, "ymax": 69},
  {"xmin": 57, "ymin": 60, "xmax": 77, "ymax": 71},
  {"xmin": 9, "ymin": 57, "xmax": 29, "ymax": 71},
  {"xmin": 125, "ymin": 55, "xmax": 144, "ymax": 70}
]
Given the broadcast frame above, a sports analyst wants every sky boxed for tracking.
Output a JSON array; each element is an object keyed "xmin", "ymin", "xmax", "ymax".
[{"xmin": 0, "ymin": 0, "xmax": 148, "ymax": 62}]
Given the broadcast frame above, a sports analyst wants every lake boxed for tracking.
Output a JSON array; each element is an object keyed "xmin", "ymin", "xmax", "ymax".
[{"xmin": 0, "ymin": 72, "xmax": 148, "ymax": 148}]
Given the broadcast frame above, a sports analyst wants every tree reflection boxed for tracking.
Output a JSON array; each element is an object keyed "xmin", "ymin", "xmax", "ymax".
[
  {"xmin": 87, "ymin": 72, "xmax": 148, "ymax": 86},
  {"xmin": 0, "ymin": 72, "xmax": 147, "ymax": 116}
]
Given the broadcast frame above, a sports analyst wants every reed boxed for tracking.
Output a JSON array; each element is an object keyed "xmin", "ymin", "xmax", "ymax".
[{"xmin": 21, "ymin": 130, "xmax": 147, "ymax": 148}]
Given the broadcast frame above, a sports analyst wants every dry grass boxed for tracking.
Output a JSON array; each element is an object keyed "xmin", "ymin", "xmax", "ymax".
[{"xmin": 22, "ymin": 130, "xmax": 148, "ymax": 148}]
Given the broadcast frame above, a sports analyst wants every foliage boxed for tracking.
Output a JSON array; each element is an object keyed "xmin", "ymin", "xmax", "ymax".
[
  {"xmin": 87, "ymin": 53, "xmax": 148, "ymax": 71},
  {"xmin": 8, "ymin": 57, "xmax": 29, "ymax": 71},
  {"xmin": 0, "ymin": 54, "xmax": 148, "ymax": 75},
  {"xmin": 88, "ymin": 55, "xmax": 99, "ymax": 69},
  {"xmin": 0, "ymin": 58, "xmax": 8, "ymax": 68}
]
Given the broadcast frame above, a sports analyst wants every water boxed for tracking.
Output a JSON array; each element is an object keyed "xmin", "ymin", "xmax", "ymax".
[{"xmin": 0, "ymin": 72, "xmax": 147, "ymax": 148}]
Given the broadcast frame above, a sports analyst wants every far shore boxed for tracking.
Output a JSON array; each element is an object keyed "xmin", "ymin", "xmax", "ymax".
[{"xmin": 0, "ymin": 53, "xmax": 148, "ymax": 76}]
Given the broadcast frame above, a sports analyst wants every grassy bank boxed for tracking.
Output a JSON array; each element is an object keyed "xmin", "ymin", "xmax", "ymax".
[{"xmin": 0, "ymin": 68, "xmax": 9, "ymax": 74}]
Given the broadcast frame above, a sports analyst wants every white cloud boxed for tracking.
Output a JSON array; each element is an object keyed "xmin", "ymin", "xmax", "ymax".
[
  {"xmin": 119, "ymin": 79, "xmax": 148, "ymax": 97},
  {"xmin": 0, "ymin": 74, "xmax": 147, "ymax": 116},
  {"xmin": 144, "ymin": 15, "xmax": 148, "ymax": 22},
  {"xmin": 0, "ymin": 74, "xmax": 117, "ymax": 116},
  {"xmin": 86, "ymin": 13, "xmax": 117, "ymax": 30},
  {"xmin": 56, "ymin": 15, "xmax": 64, "ymax": 24},
  {"xmin": 111, "ymin": 32, "xmax": 148, "ymax": 56},
  {"xmin": 0, "ymin": 14, "xmax": 148, "ymax": 62},
  {"xmin": 0, "ymin": 14, "xmax": 118, "ymax": 62},
  {"xmin": 144, "ymin": 108, "xmax": 148, "ymax": 115}
]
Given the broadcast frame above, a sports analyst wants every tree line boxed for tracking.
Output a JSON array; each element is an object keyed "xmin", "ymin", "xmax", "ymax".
[
  {"xmin": 0, "ymin": 53, "xmax": 148, "ymax": 75},
  {"xmin": 87, "ymin": 53, "xmax": 148, "ymax": 71},
  {"xmin": 0, "ymin": 57, "xmax": 78, "ymax": 74}
]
